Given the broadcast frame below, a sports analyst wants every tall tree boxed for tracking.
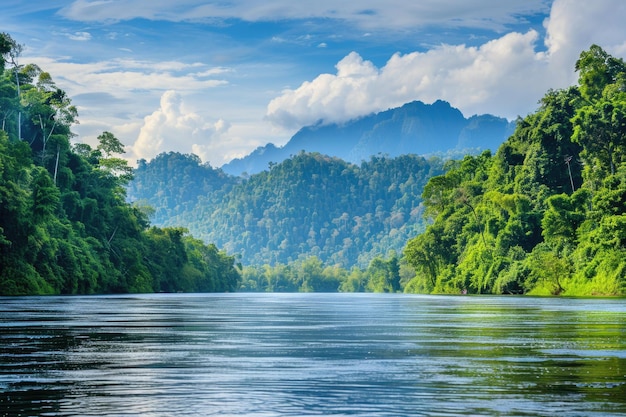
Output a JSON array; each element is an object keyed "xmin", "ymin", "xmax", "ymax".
[
  {"xmin": 575, "ymin": 44, "xmax": 626, "ymax": 102},
  {"xmin": 0, "ymin": 32, "xmax": 23, "ymax": 140},
  {"xmin": 96, "ymin": 131, "xmax": 133, "ymax": 182}
]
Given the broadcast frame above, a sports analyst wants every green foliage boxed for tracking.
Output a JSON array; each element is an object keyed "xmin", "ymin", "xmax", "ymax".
[
  {"xmin": 97, "ymin": 131, "xmax": 125, "ymax": 157},
  {"xmin": 127, "ymin": 152, "xmax": 235, "ymax": 225},
  {"xmin": 0, "ymin": 36, "xmax": 240, "ymax": 295},
  {"xmin": 404, "ymin": 45, "xmax": 626, "ymax": 296},
  {"xmin": 575, "ymin": 44, "xmax": 626, "ymax": 102},
  {"xmin": 130, "ymin": 151, "xmax": 443, "ymax": 268},
  {"xmin": 541, "ymin": 189, "xmax": 590, "ymax": 251},
  {"xmin": 364, "ymin": 254, "xmax": 401, "ymax": 293},
  {"xmin": 240, "ymin": 254, "xmax": 404, "ymax": 293}
]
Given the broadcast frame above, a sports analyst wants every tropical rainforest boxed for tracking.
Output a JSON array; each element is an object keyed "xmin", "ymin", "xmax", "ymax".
[
  {"xmin": 131, "ymin": 45, "xmax": 626, "ymax": 296},
  {"xmin": 128, "ymin": 151, "xmax": 444, "ymax": 268},
  {"xmin": 0, "ymin": 32, "xmax": 241, "ymax": 295},
  {"xmin": 404, "ymin": 45, "xmax": 626, "ymax": 296},
  {"xmin": 1, "ymin": 30, "xmax": 625, "ymax": 296}
]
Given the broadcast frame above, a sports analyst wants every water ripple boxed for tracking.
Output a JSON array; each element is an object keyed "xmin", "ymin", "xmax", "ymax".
[{"xmin": 1, "ymin": 293, "xmax": 625, "ymax": 416}]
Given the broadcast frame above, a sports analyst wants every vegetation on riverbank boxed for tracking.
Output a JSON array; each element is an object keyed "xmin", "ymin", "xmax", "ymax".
[
  {"xmin": 2, "ymin": 31, "xmax": 624, "ymax": 296},
  {"xmin": 0, "ymin": 32, "xmax": 240, "ymax": 295},
  {"xmin": 404, "ymin": 45, "xmax": 626, "ymax": 296}
]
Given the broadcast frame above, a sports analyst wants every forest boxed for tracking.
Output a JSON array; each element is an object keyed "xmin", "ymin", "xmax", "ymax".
[
  {"xmin": 0, "ymin": 32, "xmax": 241, "ymax": 295},
  {"xmin": 2, "ymin": 31, "xmax": 625, "ymax": 296},
  {"xmin": 130, "ymin": 45, "xmax": 626, "ymax": 296},
  {"xmin": 128, "ymin": 151, "xmax": 443, "ymax": 268},
  {"xmin": 404, "ymin": 45, "xmax": 626, "ymax": 296}
]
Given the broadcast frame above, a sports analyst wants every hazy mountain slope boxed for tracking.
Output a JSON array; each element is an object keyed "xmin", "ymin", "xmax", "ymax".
[
  {"xmin": 222, "ymin": 100, "xmax": 513, "ymax": 176},
  {"xmin": 129, "ymin": 152, "xmax": 445, "ymax": 267},
  {"xmin": 126, "ymin": 152, "xmax": 235, "ymax": 225}
]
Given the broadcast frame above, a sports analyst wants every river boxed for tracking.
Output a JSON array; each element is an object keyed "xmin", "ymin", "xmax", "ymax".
[{"xmin": 1, "ymin": 293, "xmax": 625, "ymax": 416}]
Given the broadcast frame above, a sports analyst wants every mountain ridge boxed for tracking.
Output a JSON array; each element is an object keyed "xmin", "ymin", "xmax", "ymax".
[
  {"xmin": 128, "ymin": 151, "xmax": 445, "ymax": 268},
  {"xmin": 222, "ymin": 100, "xmax": 514, "ymax": 176}
]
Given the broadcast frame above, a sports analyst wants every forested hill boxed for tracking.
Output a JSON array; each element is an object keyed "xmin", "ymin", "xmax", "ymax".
[
  {"xmin": 222, "ymin": 100, "xmax": 514, "ymax": 176},
  {"xmin": 0, "ymin": 32, "xmax": 241, "ymax": 296},
  {"xmin": 5, "ymin": 31, "xmax": 624, "ymax": 296},
  {"xmin": 404, "ymin": 45, "xmax": 626, "ymax": 296},
  {"xmin": 127, "ymin": 152, "xmax": 236, "ymax": 225},
  {"xmin": 128, "ymin": 152, "xmax": 444, "ymax": 267}
]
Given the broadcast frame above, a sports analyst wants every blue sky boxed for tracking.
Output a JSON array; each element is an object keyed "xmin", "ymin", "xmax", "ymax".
[{"xmin": 2, "ymin": 0, "xmax": 626, "ymax": 167}]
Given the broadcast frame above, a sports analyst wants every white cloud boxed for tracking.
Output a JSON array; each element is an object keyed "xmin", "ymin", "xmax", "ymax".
[
  {"xmin": 193, "ymin": 67, "xmax": 232, "ymax": 77},
  {"xmin": 266, "ymin": 0, "xmax": 626, "ymax": 128},
  {"xmin": 24, "ymin": 56, "xmax": 229, "ymax": 141},
  {"xmin": 267, "ymin": 31, "xmax": 548, "ymax": 127},
  {"xmin": 543, "ymin": 0, "xmax": 626, "ymax": 68},
  {"xmin": 27, "ymin": 57, "xmax": 228, "ymax": 98},
  {"xmin": 67, "ymin": 31, "xmax": 92, "ymax": 41},
  {"xmin": 130, "ymin": 90, "xmax": 232, "ymax": 166}
]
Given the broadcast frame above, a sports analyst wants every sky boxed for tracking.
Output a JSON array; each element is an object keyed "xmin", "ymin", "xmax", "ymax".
[{"xmin": 2, "ymin": 0, "xmax": 626, "ymax": 167}]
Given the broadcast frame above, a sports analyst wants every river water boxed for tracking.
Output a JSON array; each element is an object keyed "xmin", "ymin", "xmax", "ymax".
[{"xmin": 1, "ymin": 293, "xmax": 625, "ymax": 416}]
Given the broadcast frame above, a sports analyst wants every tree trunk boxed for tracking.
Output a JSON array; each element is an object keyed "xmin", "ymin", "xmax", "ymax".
[{"xmin": 53, "ymin": 144, "xmax": 60, "ymax": 185}]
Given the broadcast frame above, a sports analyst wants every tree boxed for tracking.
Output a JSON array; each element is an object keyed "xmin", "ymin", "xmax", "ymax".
[
  {"xmin": 571, "ymin": 45, "xmax": 626, "ymax": 178},
  {"xmin": 30, "ymin": 167, "xmax": 60, "ymax": 223},
  {"xmin": 0, "ymin": 34, "xmax": 13, "ymax": 72},
  {"xmin": 575, "ymin": 44, "xmax": 626, "ymax": 102},
  {"xmin": 572, "ymin": 95, "xmax": 626, "ymax": 176},
  {"xmin": 541, "ymin": 190, "xmax": 590, "ymax": 251},
  {"xmin": 96, "ymin": 131, "xmax": 133, "ymax": 182},
  {"xmin": 97, "ymin": 131, "xmax": 125, "ymax": 157},
  {"xmin": 21, "ymin": 70, "xmax": 78, "ymax": 169},
  {"xmin": 0, "ymin": 32, "xmax": 24, "ymax": 140},
  {"xmin": 365, "ymin": 255, "xmax": 401, "ymax": 293}
]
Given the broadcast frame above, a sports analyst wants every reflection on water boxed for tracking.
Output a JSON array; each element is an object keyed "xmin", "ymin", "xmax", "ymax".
[{"xmin": 1, "ymin": 293, "xmax": 625, "ymax": 416}]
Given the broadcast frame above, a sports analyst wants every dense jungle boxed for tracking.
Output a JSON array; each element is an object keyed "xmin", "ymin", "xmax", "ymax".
[
  {"xmin": 0, "ymin": 33, "xmax": 240, "ymax": 295},
  {"xmin": 1, "ymin": 31, "xmax": 625, "ymax": 296}
]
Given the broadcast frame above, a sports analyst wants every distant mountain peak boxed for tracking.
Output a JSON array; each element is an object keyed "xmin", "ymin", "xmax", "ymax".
[{"xmin": 222, "ymin": 100, "xmax": 514, "ymax": 176}]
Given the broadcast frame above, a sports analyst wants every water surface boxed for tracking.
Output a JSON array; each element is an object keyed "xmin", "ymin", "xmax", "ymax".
[{"xmin": 1, "ymin": 293, "xmax": 625, "ymax": 416}]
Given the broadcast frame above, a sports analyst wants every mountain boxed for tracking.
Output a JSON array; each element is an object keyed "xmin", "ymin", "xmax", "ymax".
[
  {"xmin": 128, "ymin": 151, "xmax": 445, "ymax": 268},
  {"xmin": 222, "ymin": 100, "xmax": 514, "ymax": 176},
  {"xmin": 128, "ymin": 99, "xmax": 513, "ymax": 268},
  {"xmin": 127, "ymin": 152, "xmax": 235, "ymax": 225}
]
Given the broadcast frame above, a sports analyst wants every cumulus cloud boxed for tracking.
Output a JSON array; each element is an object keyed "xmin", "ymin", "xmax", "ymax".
[
  {"xmin": 20, "ymin": 48, "xmax": 243, "ymax": 165},
  {"xmin": 130, "ymin": 90, "xmax": 231, "ymax": 166},
  {"xmin": 267, "ymin": 31, "xmax": 549, "ymax": 127},
  {"xmin": 266, "ymin": 0, "xmax": 626, "ymax": 128},
  {"xmin": 543, "ymin": 0, "xmax": 626, "ymax": 67}
]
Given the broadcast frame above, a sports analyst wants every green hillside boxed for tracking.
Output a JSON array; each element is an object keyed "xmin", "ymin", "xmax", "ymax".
[
  {"xmin": 0, "ymin": 33, "xmax": 240, "ymax": 295},
  {"xmin": 404, "ymin": 45, "xmax": 626, "ymax": 296},
  {"xmin": 130, "ymin": 151, "xmax": 444, "ymax": 268}
]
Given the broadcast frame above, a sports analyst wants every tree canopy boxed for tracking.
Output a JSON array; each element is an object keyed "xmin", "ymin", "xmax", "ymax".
[
  {"xmin": 404, "ymin": 45, "xmax": 626, "ymax": 296},
  {"xmin": 0, "ymin": 32, "xmax": 240, "ymax": 295},
  {"xmin": 129, "ymin": 151, "xmax": 444, "ymax": 268}
]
